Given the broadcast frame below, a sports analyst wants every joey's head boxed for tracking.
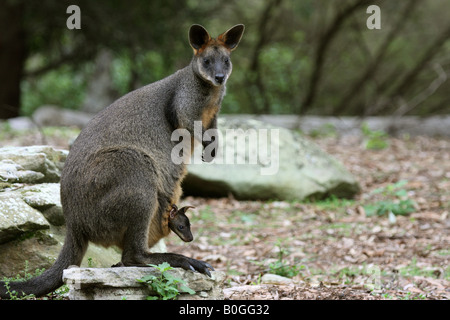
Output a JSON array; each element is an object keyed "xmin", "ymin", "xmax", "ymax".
[
  {"xmin": 168, "ymin": 205, "xmax": 194, "ymax": 242},
  {"xmin": 189, "ymin": 24, "xmax": 245, "ymax": 87}
]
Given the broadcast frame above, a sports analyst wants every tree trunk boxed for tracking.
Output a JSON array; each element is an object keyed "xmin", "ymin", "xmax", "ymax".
[
  {"xmin": 0, "ymin": 1, "xmax": 26, "ymax": 119},
  {"xmin": 300, "ymin": 0, "xmax": 370, "ymax": 114},
  {"xmin": 246, "ymin": 0, "xmax": 283, "ymax": 114}
]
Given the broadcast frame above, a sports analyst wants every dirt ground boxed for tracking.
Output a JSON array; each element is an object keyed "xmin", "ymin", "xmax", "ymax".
[
  {"xmin": 166, "ymin": 135, "xmax": 449, "ymax": 300},
  {"xmin": 1, "ymin": 128, "xmax": 449, "ymax": 300}
]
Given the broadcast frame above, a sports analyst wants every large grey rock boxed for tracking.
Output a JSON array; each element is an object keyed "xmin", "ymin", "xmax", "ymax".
[
  {"xmin": 0, "ymin": 146, "xmax": 68, "ymax": 183},
  {"xmin": 21, "ymin": 183, "xmax": 64, "ymax": 226},
  {"xmin": 0, "ymin": 159, "xmax": 45, "ymax": 183},
  {"xmin": 183, "ymin": 118, "xmax": 360, "ymax": 201},
  {"xmin": 63, "ymin": 267, "xmax": 226, "ymax": 300},
  {"xmin": 0, "ymin": 192, "xmax": 50, "ymax": 244}
]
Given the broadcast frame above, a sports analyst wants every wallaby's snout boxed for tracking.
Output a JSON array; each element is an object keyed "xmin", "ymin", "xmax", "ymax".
[
  {"xmin": 215, "ymin": 73, "xmax": 225, "ymax": 84},
  {"xmin": 189, "ymin": 24, "xmax": 244, "ymax": 87}
]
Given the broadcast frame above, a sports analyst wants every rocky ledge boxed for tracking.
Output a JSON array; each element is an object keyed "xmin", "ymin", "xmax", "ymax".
[{"xmin": 63, "ymin": 266, "xmax": 226, "ymax": 300}]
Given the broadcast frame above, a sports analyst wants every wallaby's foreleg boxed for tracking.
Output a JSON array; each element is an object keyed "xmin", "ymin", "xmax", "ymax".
[{"xmin": 123, "ymin": 251, "xmax": 214, "ymax": 276}]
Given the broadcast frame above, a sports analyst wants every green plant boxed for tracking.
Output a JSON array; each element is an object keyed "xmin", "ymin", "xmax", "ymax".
[
  {"xmin": 1, "ymin": 281, "xmax": 35, "ymax": 300},
  {"xmin": 309, "ymin": 195, "xmax": 355, "ymax": 211},
  {"xmin": 402, "ymin": 292, "xmax": 427, "ymax": 300},
  {"xmin": 364, "ymin": 180, "xmax": 416, "ymax": 217},
  {"xmin": 87, "ymin": 257, "xmax": 94, "ymax": 268},
  {"xmin": 1, "ymin": 261, "xmax": 45, "ymax": 300},
  {"xmin": 267, "ymin": 241, "xmax": 303, "ymax": 278},
  {"xmin": 399, "ymin": 258, "xmax": 446, "ymax": 279},
  {"xmin": 3, "ymin": 261, "xmax": 45, "ymax": 282},
  {"xmin": 361, "ymin": 122, "xmax": 389, "ymax": 150},
  {"xmin": 249, "ymin": 273, "xmax": 263, "ymax": 285},
  {"xmin": 137, "ymin": 262, "xmax": 195, "ymax": 300},
  {"xmin": 21, "ymin": 65, "xmax": 87, "ymax": 116},
  {"xmin": 40, "ymin": 284, "xmax": 70, "ymax": 300}
]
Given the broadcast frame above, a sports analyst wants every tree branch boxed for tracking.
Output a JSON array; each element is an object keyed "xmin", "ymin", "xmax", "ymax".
[
  {"xmin": 392, "ymin": 63, "xmax": 447, "ymax": 118},
  {"xmin": 25, "ymin": 46, "xmax": 97, "ymax": 78}
]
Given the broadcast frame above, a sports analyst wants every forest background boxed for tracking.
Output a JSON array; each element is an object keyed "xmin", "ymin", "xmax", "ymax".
[{"xmin": 1, "ymin": 0, "xmax": 450, "ymax": 120}]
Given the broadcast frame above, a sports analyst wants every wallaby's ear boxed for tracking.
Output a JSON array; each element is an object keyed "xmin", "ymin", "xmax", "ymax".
[
  {"xmin": 189, "ymin": 24, "xmax": 211, "ymax": 54},
  {"xmin": 218, "ymin": 24, "xmax": 245, "ymax": 51},
  {"xmin": 178, "ymin": 206, "xmax": 195, "ymax": 215},
  {"xmin": 169, "ymin": 204, "xmax": 177, "ymax": 219}
]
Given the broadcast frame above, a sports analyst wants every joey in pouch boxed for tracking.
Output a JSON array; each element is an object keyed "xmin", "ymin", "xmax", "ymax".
[
  {"xmin": 168, "ymin": 204, "xmax": 194, "ymax": 243},
  {"xmin": 0, "ymin": 24, "xmax": 244, "ymax": 298}
]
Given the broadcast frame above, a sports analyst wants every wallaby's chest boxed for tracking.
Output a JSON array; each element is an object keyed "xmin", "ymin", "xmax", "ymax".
[
  {"xmin": 201, "ymin": 104, "xmax": 219, "ymax": 128},
  {"xmin": 201, "ymin": 88, "xmax": 223, "ymax": 127}
]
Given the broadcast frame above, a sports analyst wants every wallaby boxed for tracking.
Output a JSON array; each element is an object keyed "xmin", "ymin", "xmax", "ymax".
[
  {"xmin": 167, "ymin": 204, "xmax": 195, "ymax": 243},
  {"xmin": 0, "ymin": 23, "xmax": 244, "ymax": 298}
]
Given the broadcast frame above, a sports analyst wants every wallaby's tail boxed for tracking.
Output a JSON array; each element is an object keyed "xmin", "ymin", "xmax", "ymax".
[{"xmin": 0, "ymin": 231, "xmax": 87, "ymax": 299}]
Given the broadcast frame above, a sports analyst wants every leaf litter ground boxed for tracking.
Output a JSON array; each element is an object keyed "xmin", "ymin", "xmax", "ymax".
[{"xmin": 166, "ymin": 135, "xmax": 449, "ymax": 300}]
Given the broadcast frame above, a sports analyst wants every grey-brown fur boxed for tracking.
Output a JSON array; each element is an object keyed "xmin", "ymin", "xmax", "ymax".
[{"xmin": 0, "ymin": 24, "xmax": 244, "ymax": 298}]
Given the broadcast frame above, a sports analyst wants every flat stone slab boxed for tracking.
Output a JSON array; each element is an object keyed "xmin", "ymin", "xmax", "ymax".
[{"xmin": 63, "ymin": 266, "xmax": 226, "ymax": 300}]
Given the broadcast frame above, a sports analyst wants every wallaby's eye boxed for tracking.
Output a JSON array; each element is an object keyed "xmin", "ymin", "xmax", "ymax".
[
  {"xmin": 203, "ymin": 58, "xmax": 210, "ymax": 65},
  {"xmin": 178, "ymin": 225, "xmax": 184, "ymax": 230}
]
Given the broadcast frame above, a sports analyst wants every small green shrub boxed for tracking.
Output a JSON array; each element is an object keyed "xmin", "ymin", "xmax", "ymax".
[
  {"xmin": 137, "ymin": 262, "xmax": 195, "ymax": 300},
  {"xmin": 364, "ymin": 180, "xmax": 416, "ymax": 217},
  {"xmin": 267, "ymin": 241, "xmax": 303, "ymax": 278},
  {"xmin": 361, "ymin": 123, "xmax": 389, "ymax": 150},
  {"xmin": 21, "ymin": 65, "xmax": 87, "ymax": 116},
  {"xmin": 1, "ymin": 261, "xmax": 44, "ymax": 300}
]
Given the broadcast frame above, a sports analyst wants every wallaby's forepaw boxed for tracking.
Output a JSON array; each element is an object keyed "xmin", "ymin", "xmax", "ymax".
[
  {"xmin": 181, "ymin": 257, "xmax": 215, "ymax": 277},
  {"xmin": 111, "ymin": 261, "xmax": 125, "ymax": 268}
]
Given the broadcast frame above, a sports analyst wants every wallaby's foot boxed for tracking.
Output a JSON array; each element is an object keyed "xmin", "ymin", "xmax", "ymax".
[
  {"xmin": 122, "ymin": 252, "xmax": 214, "ymax": 277},
  {"xmin": 111, "ymin": 261, "xmax": 124, "ymax": 268}
]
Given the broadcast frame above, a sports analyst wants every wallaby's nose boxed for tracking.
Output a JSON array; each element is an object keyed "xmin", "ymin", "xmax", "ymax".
[{"xmin": 215, "ymin": 74, "xmax": 225, "ymax": 84}]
